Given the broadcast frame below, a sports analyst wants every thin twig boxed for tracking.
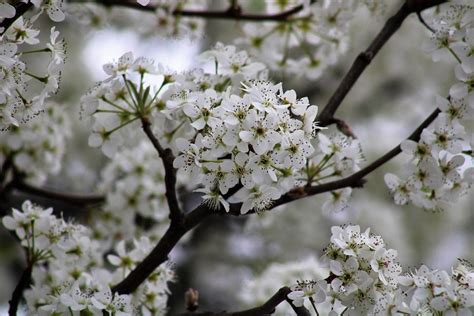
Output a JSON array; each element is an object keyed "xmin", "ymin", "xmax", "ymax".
[
  {"xmin": 11, "ymin": 180, "xmax": 105, "ymax": 206},
  {"xmin": 141, "ymin": 117, "xmax": 182, "ymax": 223},
  {"xmin": 317, "ymin": 0, "xmax": 447, "ymax": 126},
  {"xmin": 8, "ymin": 264, "xmax": 33, "ymax": 316},
  {"xmin": 417, "ymin": 11, "xmax": 435, "ymax": 33},
  {"xmin": 92, "ymin": 0, "xmax": 304, "ymax": 21}
]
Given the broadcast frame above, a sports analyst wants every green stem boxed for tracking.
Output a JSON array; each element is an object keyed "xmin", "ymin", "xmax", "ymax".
[
  {"xmin": 101, "ymin": 97, "xmax": 132, "ymax": 113},
  {"xmin": 121, "ymin": 75, "xmax": 139, "ymax": 110},
  {"xmin": 19, "ymin": 48, "xmax": 50, "ymax": 55},
  {"xmin": 106, "ymin": 117, "xmax": 140, "ymax": 136},
  {"xmin": 24, "ymin": 71, "xmax": 48, "ymax": 83}
]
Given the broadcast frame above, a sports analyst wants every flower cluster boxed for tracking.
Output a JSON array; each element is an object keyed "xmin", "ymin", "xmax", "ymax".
[
  {"xmin": 385, "ymin": 3, "xmax": 474, "ymax": 211},
  {"xmin": 397, "ymin": 261, "xmax": 474, "ymax": 315},
  {"xmin": 309, "ymin": 132, "xmax": 364, "ymax": 214},
  {"xmin": 281, "ymin": 224, "xmax": 474, "ymax": 315},
  {"xmin": 0, "ymin": 102, "xmax": 71, "ymax": 185},
  {"xmin": 2, "ymin": 201, "xmax": 175, "ymax": 315},
  {"xmin": 82, "ymin": 45, "xmax": 347, "ymax": 215},
  {"xmin": 236, "ymin": 0, "xmax": 386, "ymax": 79},
  {"xmin": 1, "ymin": 10, "xmax": 66, "ymax": 131},
  {"xmin": 175, "ymin": 79, "xmax": 319, "ymax": 214}
]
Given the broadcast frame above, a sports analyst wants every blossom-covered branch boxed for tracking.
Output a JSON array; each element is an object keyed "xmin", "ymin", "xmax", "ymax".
[
  {"xmin": 228, "ymin": 107, "xmax": 442, "ymax": 216},
  {"xmin": 111, "ymin": 106, "xmax": 441, "ymax": 295},
  {"xmin": 317, "ymin": 0, "xmax": 448, "ymax": 125}
]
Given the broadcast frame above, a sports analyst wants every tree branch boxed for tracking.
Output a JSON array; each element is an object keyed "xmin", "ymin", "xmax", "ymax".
[
  {"xmin": 317, "ymin": 0, "xmax": 447, "ymax": 126},
  {"xmin": 112, "ymin": 202, "xmax": 212, "ymax": 294},
  {"xmin": 0, "ymin": 2, "xmax": 34, "ymax": 35},
  {"xmin": 286, "ymin": 298, "xmax": 311, "ymax": 316},
  {"xmin": 10, "ymin": 179, "xmax": 105, "ymax": 206},
  {"xmin": 95, "ymin": 0, "xmax": 304, "ymax": 21},
  {"xmin": 141, "ymin": 117, "xmax": 182, "ymax": 223},
  {"xmin": 178, "ymin": 287, "xmax": 297, "ymax": 316},
  {"xmin": 8, "ymin": 264, "xmax": 33, "ymax": 316}
]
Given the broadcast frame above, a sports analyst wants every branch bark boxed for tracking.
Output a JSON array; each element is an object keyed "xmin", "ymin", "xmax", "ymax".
[
  {"xmin": 178, "ymin": 287, "xmax": 299, "ymax": 316},
  {"xmin": 8, "ymin": 264, "xmax": 33, "ymax": 316},
  {"xmin": 96, "ymin": 0, "xmax": 304, "ymax": 21},
  {"xmin": 141, "ymin": 117, "xmax": 182, "ymax": 223},
  {"xmin": 317, "ymin": 0, "xmax": 447, "ymax": 126},
  {"xmin": 112, "ymin": 202, "xmax": 212, "ymax": 294},
  {"xmin": 10, "ymin": 179, "xmax": 105, "ymax": 206}
]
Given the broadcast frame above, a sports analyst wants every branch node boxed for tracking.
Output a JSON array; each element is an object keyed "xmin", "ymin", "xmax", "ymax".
[{"xmin": 334, "ymin": 118, "xmax": 357, "ymax": 139}]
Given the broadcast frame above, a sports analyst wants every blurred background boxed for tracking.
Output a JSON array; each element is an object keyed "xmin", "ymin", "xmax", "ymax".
[{"xmin": 0, "ymin": 0, "xmax": 472, "ymax": 314}]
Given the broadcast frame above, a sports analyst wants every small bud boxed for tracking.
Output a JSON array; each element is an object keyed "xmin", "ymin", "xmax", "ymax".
[{"xmin": 185, "ymin": 288, "xmax": 199, "ymax": 312}]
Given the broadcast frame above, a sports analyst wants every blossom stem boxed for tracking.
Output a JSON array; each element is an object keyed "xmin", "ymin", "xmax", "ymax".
[
  {"xmin": 309, "ymin": 297, "xmax": 320, "ymax": 316},
  {"xmin": 19, "ymin": 48, "xmax": 51, "ymax": 55},
  {"xmin": 447, "ymin": 47, "xmax": 462, "ymax": 64},
  {"xmin": 101, "ymin": 97, "xmax": 131, "ymax": 113},
  {"xmin": 24, "ymin": 71, "xmax": 48, "ymax": 84},
  {"xmin": 145, "ymin": 82, "xmax": 165, "ymax": 109},
  {"xmin": 122, "ymin": 75, "xmax": 139, "ymax": 110}
]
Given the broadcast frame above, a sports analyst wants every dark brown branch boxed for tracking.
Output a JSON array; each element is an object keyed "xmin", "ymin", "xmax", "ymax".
[
  {"xmin": 0, "ymin": 2, "xmax": 34, "ymax": 35},
  {"xmin": 178, "ymin": 287, "xmax": 296, "ymax": 316},
  {"xmin": 0, "ymin": 157, "xmax": 13, "ymax": 193},
  {"xmin": 317, "ymin": 0, "xmax": 447, "ymax": 126},
  {"xmin": 286, "ymin": 298, "xmax": 311, "ymax": 316},
  {"xmin": 141, "ymin": 117, "xmax": 182, "ymax": 223},
  {"xmin": 8, "ymin": 264, "xmax": 33, "ymax": 316},
  {"xmin": 96, "ymin": 0, "xmax": 304, "ymax": 21},
  {"xmin": 112, "ymin": 202, "xmax": 212, "ymax": 294},
  {"xmin": 10, "ymin": 180, "xmax": 105, "ymax": 206}
]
